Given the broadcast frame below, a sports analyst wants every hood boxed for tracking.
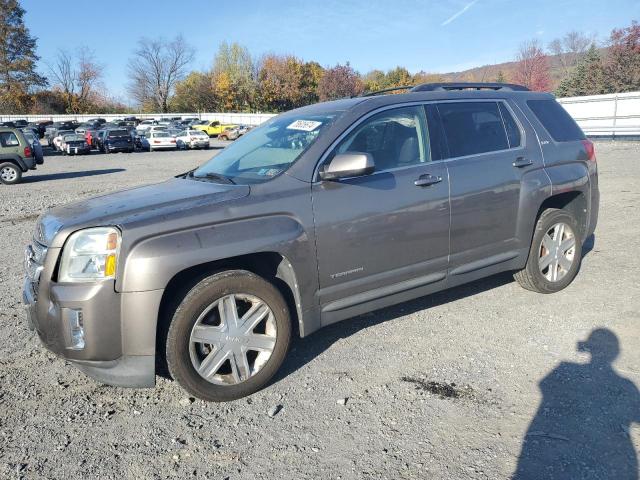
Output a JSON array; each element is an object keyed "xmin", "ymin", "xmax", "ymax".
[{"xmin": 38, "ymin": 178, "xmax": 250, "ymax": 248}]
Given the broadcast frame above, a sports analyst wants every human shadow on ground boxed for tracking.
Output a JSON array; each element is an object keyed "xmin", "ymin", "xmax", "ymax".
[{"xmin": 513, "ymin": 328, "xmax": 640, "ymax": 480}]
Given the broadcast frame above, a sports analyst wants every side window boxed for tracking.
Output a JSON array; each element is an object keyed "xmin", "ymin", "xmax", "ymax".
[
  {"xmin": 437, "ymin": 102, "xmax": 509, "ymax": 158},
  {"xmin": 498, "ymin": 102, "xmax": 522, "ymax": 148},
  {"xmin": 0, "ymin": 132, "xmax": 20, "ymax": 147},
  {"xmin": 526, "ymin": 99, "xmax": 585, "ymax": 142},
  {"xmin": 333, "ymin": 106, "xmax": 430, "ymax": 171}
]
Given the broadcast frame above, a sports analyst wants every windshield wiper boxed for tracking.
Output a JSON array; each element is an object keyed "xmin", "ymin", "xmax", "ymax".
[{"xmin": 189, "ymin": 171, "xmax": 235, "ymax": 184}]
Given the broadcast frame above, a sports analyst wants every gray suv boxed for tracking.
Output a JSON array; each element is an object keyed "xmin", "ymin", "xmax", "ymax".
[{"xmin": 23, "ymin": 83, "xmax": 599, "ymax": 401}]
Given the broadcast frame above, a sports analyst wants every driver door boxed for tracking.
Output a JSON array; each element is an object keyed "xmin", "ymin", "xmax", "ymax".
[{"xmin": 311, "ymin": 105, "xmax": 450, "ymax": 323}]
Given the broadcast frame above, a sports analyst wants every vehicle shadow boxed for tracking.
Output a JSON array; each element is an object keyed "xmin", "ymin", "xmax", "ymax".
[
  {"xmin": 22, "ymin": 168, "xmax": 126, "ymax": 183},
  {"xmin": 512, "ymin": 328, "xmax": 640, "ymax": 479},
  {"xmin": 274, "ymin": 271, "xmax": 514, "ymax": 382}
]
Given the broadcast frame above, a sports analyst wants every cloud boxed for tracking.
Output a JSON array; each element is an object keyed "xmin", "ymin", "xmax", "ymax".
[{"xmin": 441, "ymin": 0, "xmax": 479, "ymax": 26}]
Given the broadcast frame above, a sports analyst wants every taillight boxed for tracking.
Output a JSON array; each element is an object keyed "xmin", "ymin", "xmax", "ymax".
[
  {"xmin": 153, "ymin": 140, "xmax": 161, "ymax": 144},
  {"xmin": 582, "ymin": 139, "xmax": 596, "ymax": 162},
  {"xmin": 170, "ymin": 139, "xmax": 176, "ymax": 143},
  {"xmin": 24, "ymin": 146, "xmax": 32, "ymax": 157}
]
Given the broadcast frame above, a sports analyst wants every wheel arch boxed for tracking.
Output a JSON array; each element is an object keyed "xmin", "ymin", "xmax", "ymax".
[
  {"xmin": 536, "ymin": 190, "xmax": 588, "ymax": 240},
  {"xmin": 155, "ymin": 252, "xmax": 304, "ymax": 371}
]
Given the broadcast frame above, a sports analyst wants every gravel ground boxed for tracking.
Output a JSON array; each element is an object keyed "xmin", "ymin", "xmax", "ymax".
[{"xmin": 0, "ymin": 141, "xmax": 639, "ymax": 479}]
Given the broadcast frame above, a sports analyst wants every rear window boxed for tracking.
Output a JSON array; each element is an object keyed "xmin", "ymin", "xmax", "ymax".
[
  {"xmin": 108, "ymin": 130, "xmax": 129, "ymax": 137},
  {"xmin": 526, "ymin": 99, "xmax": 585, "ymax": 142},
  {"xmin": 0, "ymin": 132, "xmax": 20, "ymax": 147},
  {"xmin": 437, "ymin": 102, "xmax": 509, "ymax": 158}
]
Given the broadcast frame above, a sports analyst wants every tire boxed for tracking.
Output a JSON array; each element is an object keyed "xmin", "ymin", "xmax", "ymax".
[
  {"xmin": 0, "ymin": 162, "xmax": 22, "ymax": 185},
  {"xmin": 165, "ymin": 270, "xmax": 291, "ymax": 402},
  {"xmin": 219, "ymin": 135, "xmax": 227, "ymax": 141},
  {"xmin": 514, "ymin": 208, "xmax": 582, "ymax": 293}
]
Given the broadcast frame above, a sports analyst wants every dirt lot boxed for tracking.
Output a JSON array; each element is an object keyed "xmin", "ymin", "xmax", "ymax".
[{"xmin": 0, "ymin": 142, "xmax": 639, "ymax": 479}]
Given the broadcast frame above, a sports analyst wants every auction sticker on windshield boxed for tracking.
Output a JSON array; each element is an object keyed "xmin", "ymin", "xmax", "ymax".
[{"xmin": 287, "ymin": 120, "xmax": 322, "ymax": 131}]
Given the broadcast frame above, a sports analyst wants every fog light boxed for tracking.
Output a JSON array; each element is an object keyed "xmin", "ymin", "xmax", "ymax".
[{"xmin": 63, "ymin": 308, "xmax": 85, "ymax": 350}]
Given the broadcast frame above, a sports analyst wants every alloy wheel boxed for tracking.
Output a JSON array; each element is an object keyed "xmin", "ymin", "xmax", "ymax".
[
  {"xmin": 538, "ymin": 222, "xmax": 576, "ymax": 282},
  {"xmin": 189, "ymin": 293, "xmax": 277, "ymax": 385}
]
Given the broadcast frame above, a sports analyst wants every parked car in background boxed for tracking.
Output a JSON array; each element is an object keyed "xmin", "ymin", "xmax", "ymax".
[
  {"xmin": 218, "ymin": 127, "xmax": 240, "ymax": 141},
  {"xmin": 21, "ymin": 129, "xmax": 44, "ymax": 165},
  {"xmin": 141, "ymin": 131, "xmax": 176, "ymax": 151},
  {"xmin": 175, "ymin": 129, "xmax": 210, "ymax": 149},
  {"xmin": 236, "ymin": 125, "xmax": 252, "ymax": 136},
  {"xmin": 87, "ymin": 118, "xmax": 106, "ymax": 125},
  {"xmin": 102, "ymin": 129, "xmax": 134, "ymax": 153},
  {"xmin": 46, "ymin": 122, "xmax": 76, "ymax": 146},
  {"xmin": 0, "ymin": 121, "xmax": 16, "ymax": 128},
  {"xmin": 136, "ymin": 119, "xmax": 157, "ymax": 135},
  {"xmin": 32, "ymin": 120, "xmax": 53, "ymax": 138},
  {"xmin": 62, "ymin": 134, "xmax": 91, "ymax": 155},
  {"xmin": 192, "ymin": 120, "xmax": 236, "ymax": 137},
  {"xmin": 13, "ymin": 119, "xmax": 28, "ymax": 128},
  {"xmin": 0, "ymin": 127, "xmax": 36, "ymax": 184},
  {"xmin": 52, "ymin": 130, "xmax": 75, "ymax": 151}
]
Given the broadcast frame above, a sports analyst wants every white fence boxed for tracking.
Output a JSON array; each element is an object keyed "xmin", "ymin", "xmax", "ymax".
[
  {"xmin": 558, "ymin": 91, "xmax": 640, "ymax": 137},
  {"xmin": 2, "ymin": 91, "xmax": 639, "ymax": 137}
]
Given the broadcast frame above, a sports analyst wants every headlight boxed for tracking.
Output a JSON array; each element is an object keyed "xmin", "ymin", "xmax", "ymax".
[{"xmin": 59, "ymin": 227, "xmax": 120, "ymax": 283}]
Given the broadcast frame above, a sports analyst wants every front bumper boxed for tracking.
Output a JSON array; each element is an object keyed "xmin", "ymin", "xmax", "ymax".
[{"xmin": 23, "ymin": 245, "xmax": 163, "ymax": 388}]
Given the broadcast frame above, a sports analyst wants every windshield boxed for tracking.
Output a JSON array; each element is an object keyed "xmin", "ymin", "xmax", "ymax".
[{"xmin": 192, "ymin": 112, "xmax": 340, "ymax": 184}]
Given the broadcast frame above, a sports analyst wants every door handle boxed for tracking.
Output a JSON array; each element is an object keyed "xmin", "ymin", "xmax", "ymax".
[
  {"xmin": 414, "ymin": 174, "xmax": 443, "ymax": 187},
  {"xmin": 513, "ymin": 157, "xmax": 533, "ymax": 168}
]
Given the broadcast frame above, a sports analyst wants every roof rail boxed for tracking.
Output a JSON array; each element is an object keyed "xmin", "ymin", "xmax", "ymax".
[
  {"xmin": 360, "ymin": 86, "xmax": 416, "ymax": 97},
  {"xmin": 411, "ymin": 82, "xmax": 529, "ymax": 92}
]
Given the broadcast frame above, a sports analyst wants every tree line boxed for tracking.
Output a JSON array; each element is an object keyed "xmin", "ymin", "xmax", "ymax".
[{"xmin": 0, "ymin": 0, "xmax": 638, "ymax": 115}]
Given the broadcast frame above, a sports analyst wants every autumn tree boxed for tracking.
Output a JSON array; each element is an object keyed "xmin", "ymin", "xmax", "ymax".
[
  {"xmin": 603, "ymin": 20, "xmax": 640, "ymax": 93},
  {"xmin": 171, "ymin": 71, "xmax": 216, "ymax": 112},
  {"xmin": 211, "ymin": 42, "xmax": 256, "ymax": 111},
  {"xmin": 127, "ymin": 35, "xmax": 194, "ymax": 113},
  {"xmin": 318, "ymin": 63, "xmax": 364, "ymax": 101},
  {"xmin": 513, "ymin": 39, "xmax": 551, "ymax": 91},
  {"xmin": 0, "ymin": 0, "xmax": 47, "ymax": 113},
  {"xmin": 495, "ymin": 70, "xmax": 507, "ymax": 83}
]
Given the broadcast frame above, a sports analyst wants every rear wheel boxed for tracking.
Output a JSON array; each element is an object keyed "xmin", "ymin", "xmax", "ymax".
[
  {"xmin": 166, "ymin": 270, "xmax": 291, "ymax": 402},
  {"xmin": 514, "ymin": 208, "xmax": 582, "ymax": 293},
  {"xmin": 0, "ymin": 163, "xmax": 22, "ymax": 185}
]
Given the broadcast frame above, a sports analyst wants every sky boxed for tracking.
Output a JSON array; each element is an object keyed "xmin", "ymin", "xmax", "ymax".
[{"xmin": 21, "ymin": 0, "xmax": 640, "ymax": 102}]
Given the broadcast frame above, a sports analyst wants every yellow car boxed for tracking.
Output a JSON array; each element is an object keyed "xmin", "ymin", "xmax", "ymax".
[{"xmin": 192, "ymin": 121, "xmax": 236, "ymax": 137}]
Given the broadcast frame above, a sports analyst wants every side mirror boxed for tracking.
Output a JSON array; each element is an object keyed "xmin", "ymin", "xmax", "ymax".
[{"xmin": 320, "ymin": 152, "xmax": 375, "ymax": 181}]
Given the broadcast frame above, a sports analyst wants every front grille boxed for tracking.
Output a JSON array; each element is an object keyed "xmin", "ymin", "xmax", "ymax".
[{"xmin": 24, "ymin": 239, "xmax": 48, "ymax": 300}]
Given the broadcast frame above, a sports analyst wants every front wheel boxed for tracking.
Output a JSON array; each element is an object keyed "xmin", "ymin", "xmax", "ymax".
[
  {"xmin": 0, "ymin": 162, "xmax": 22, "ymax": 185},
  {"xmin": 514, "ymin": 208, "xmax": 582, "ymax": 293},
  {"xmin": 165, "ymin": 270, "xmax": 291, "ymax": 402}
]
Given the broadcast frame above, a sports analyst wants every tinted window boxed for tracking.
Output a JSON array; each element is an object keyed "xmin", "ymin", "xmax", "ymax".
[
  {"xmin": 0, "ymin": 132, "xmax": 20, "ymax": 147},
  {"xmin": 498, "ymin": 103, "xmax": 522, "ymax": 148},
  {"xmin": 526, "ymin": 99, "xmax": 585, "ymax": 142},
  {"xmin": 437, "ymin": 102, "xmax": 508, "ymax": 158},
  {"xmin": 333, "ymin": 106, "xmax": 430, "ymax": 171},
  {"xmin": 108, "ymin": 130, "xmax": 129, "ymax": 137}
]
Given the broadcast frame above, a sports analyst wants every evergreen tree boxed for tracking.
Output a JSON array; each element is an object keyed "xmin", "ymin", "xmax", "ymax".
[
  {"xmin": 0, "ymin": 0, "xmax": 47, "ymax": 112},
  {"xmin": 555, "ymin": 45, "xmax": 605, "ymax": 97},
  {"xmin": 495, "ymin": 70, "xmax": 507, "ymax": 83}
]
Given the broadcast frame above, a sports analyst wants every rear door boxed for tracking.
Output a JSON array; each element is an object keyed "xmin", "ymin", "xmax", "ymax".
[
  {"xmin": 312, "ymin": 105, "xmax": 450, "ymax": 319},
  {"xmin": 435, "ymin": 100, "xmax": 541, "ymax": 274}
]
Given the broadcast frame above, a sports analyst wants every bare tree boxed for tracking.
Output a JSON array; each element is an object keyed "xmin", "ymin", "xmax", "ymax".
[
  {"xmin": 549, "ymin": 31, "xmax": 596, "ymax": 74},
  {"xmin": 48, "ymin": 48, "xmax": 103, "ymax": 113},
  {"xmin": 76, "ymin": 48, "xmax": 103, "ymax": 110},
  {"xmin": 48, "ymin": 50, "xmax": 75, "ymax": 111},
  {"xmin": 127, "ymin": 35, "xmax": 194, "ymax": 112}
]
